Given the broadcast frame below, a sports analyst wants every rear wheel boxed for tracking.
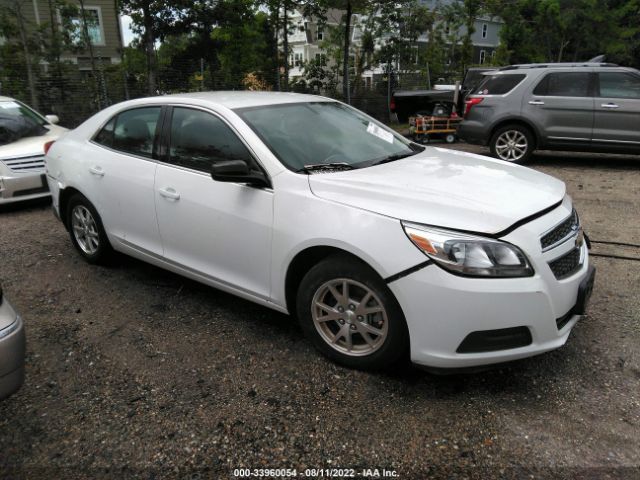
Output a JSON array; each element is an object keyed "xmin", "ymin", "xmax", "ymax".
[
  {"xmin": 445, "ymin": 133, "xmax": 456, "ymax": 144},
  {"xmin": 296, "ymin": 255, "xmax": 409, "ymax": 370},
  {"xmin": 66, "ymin": 194, "xmax": 113, "ymax": 264},
  {"xmin": 490, "ymin": 124, "xmax": 535, "ymax": 163}
]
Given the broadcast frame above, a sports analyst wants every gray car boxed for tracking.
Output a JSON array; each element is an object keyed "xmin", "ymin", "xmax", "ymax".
[
  {"xmin": 457, "ymin": 62, "xmax": 640, "ymax": 163},
  {"xmin": 0, "ymin": 285, "xmax": 25, "ymax": 399}
]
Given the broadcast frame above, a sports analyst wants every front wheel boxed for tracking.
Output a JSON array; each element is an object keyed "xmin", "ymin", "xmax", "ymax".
[
  {"xmin": 489, "ymin": 125, "xmax": 535, "ymax": 163},
  {"xmin": 296, "ymin": 255, "xmax": 409, "ymax": 370}
]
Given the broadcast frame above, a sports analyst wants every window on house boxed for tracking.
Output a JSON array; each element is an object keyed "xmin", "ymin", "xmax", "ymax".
[
  {"xmin": 66, "ymin": 7, "xmax": 104, "ymax": 46},
  {"xmin": 482, "ymin": 23, "xmax": 488, "ymax": 39},
  {"xmin": 315, "ymin": 53, "xmax": 327, "ymax": 66},
  {"xmin": 294, "ymin": 53, "xmax": 303, "ymax": 67},
  {"xmin": 317, "ymin": 27, "xmax": 324, "ymax": 41},
  {"xmin": 479, "ymin": 50, "xmax": 486, "ymax": 64}
]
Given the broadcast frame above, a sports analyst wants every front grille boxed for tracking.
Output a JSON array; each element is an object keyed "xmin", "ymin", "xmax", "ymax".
[
  {"xmin": 541, "ymin": 209, "xmax": 579, "ymax": 250},
  {"xmin": 0, "ymin": 154, "xmax": 46, "ymax": 173},
  {"xmin": 549, "ymin": 247, "xmax": 581, "ymax": 279}
]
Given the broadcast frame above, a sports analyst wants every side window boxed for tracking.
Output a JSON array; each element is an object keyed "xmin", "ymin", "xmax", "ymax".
[
  {"xmin": 169, "ymin": 107, "xmax": 255, "ymax": 172},
  {"xmin": 598, "ymin": 72, "xmax": 640, "ymax": 99},
  {"xmin": 94, "ymin": 116, "xmax": 116, "ymax": 147},
  {"xmin": 476, "ymin": 74, "xmax": 526, "ymax": 95},
  {"xmin": 112, "ymin": 107, "xmax": 161, "ymax": 158},
  {"xmin": 533, "ymin": 72, "xmax": 590, "ymax": 97}
]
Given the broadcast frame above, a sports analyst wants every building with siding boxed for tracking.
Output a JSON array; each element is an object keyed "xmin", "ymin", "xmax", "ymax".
[{"xmin": 10, "ymin": 0, "xmax": 124, "ymax": 69}]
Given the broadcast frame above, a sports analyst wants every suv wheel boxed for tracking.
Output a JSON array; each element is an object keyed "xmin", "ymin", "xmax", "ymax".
[
  {"xmin": 490, "ymin": 125, "xmax": 534, "ymax": 163},
  {"xmin": 296, "ymin": 254, "xmax": 409, "ymax": 370}
]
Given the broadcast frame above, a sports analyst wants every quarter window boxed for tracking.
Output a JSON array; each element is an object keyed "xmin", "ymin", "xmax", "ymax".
[
  {"xmin": 533, "ymin": 72, "xmax": 590, "ymax": 97},
  {"xmin": 168, "ymin": 107, "xmax": 254, "ymax": 173},
  {"xmin": 94, "ymin": 116, "xmax": 116, "ymax": 147},
  {"xmin": 598, "ymin": 72, "xmax": 640, "ymax": 99},
  {"xmin": 111, "ymin": 107, "xmax": 161, "ymax": 158}
]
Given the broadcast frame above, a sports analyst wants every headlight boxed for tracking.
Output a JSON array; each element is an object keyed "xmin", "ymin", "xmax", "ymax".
[{"xmin": 402, "ymin": 222, "xmax": 534, "ymax": 278}]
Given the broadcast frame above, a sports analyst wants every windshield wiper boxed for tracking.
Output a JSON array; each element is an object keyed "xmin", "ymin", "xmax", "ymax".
[
  {"xmin": 297, "ymin": 163, "xmax": 355, "ymax": 174},
  {"xmin": 371, "ymin": 150, "xmax": 419, "ymax": 166}
]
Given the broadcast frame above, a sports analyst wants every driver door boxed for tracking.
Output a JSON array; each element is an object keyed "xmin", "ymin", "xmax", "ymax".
[{"xmin": 154, "ymin": 106, "xmax": 274, "ymax": 299}]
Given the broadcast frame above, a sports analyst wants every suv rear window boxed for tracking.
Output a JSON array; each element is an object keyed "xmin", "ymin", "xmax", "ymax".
[
  {"xmin": 533, "ymin": 72, "xmax": 591, "ymax": 97},
  {"xmin": 475, "ymin": 74, "xmax": 525, "ymax": 95}
]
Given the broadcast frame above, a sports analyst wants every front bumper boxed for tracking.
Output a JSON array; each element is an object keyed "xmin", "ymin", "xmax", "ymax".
[
  {"xmin": 389, "ymin": 200, "xmax": 592, "ymax": 369},
  {"xmin": 0, "ymin": 171, "xmax": 50, "ymax": 205},
  {"xmin": 0, "ymin": 299, "xmax": 26, "ymax": 399}
]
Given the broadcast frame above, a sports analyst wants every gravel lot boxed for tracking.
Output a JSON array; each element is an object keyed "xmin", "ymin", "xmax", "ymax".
[{"xmin": 1, "ymin": 146, "xmax": 639, "ymax": 479}]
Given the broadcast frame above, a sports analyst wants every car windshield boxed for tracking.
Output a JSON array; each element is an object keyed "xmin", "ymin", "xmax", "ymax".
[
  {"xmin": 0, "ymin": 100, "xmax": 48, "ymax": 145},
  {"xmin": 236, "ymin": 102, "xmax": 418, "ymax": 171}
]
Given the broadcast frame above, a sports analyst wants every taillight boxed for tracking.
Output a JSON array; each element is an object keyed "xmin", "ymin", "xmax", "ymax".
[
  {"xmin": 44, "ymin": 141, "xmax": 55, "ymax": 155},
  {"xmin": 390, "ymin": 96, "xmax": 396, "ymax": 112},
  {"xmin": 464, "ymin": 97, "xmax": 484, "ymax": 118}
]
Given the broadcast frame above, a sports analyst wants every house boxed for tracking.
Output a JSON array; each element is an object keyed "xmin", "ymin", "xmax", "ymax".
[
  {"xmin": 7, "ymin": 0, "xmax": 124, "ymax": 71},
  {"xmin": 285, "ymin": 1, "xmax": 502, "ymax": 86}
]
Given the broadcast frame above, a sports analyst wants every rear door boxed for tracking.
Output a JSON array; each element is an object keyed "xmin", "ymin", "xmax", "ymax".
[
  {"xmin": 593, "ymin": 71, "xmax": 640, "ymax": 149},
  {"xmin": 524, "ymin": 71, "xmax": 595, "ymax": 146},
  {"xmin": 89, "ymin": 106, "xmax": 163, "ymax": 255}
]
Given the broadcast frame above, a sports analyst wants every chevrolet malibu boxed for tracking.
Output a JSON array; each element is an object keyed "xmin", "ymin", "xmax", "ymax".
[{"xmin": 45, "ymin": 92, "xmax": 595, "ymax": 370}]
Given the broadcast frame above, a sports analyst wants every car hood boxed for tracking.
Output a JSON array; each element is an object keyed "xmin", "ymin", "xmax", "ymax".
[
  {"xmin": 0, "ymin": 124, "xmax": 68, "ymax": 160},
  {"xmin": 308, "ymin": 147, "xmax": 565, "ymax": 235}
]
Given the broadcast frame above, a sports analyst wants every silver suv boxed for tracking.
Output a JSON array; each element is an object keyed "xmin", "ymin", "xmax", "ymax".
[{"xmin": 457, "ymin": 62, "xmax": 640, "ymax": 163}]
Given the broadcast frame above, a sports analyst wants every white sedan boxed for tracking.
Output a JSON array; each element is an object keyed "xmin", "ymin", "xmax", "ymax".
[
  {"xmin": 45, "ymin": 92, "xmax": 595, "ymax": 370},
  {"xmin": 0, "ymin": 96, "xmax": 67, "ymax": 204}
]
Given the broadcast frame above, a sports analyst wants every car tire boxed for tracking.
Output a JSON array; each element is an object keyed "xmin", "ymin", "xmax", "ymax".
[
  {"xmin": 296, "ymin": 254, "xmax": 409, "ymax": 370},
  {"xmin": 66, "ymin": 193, "xmax": 113, "ymax": 264},
  {"xmin": 445, "ymin": 133, "xmax": 456, "ymax": 144},
  {"xmin": 489, "ymin": 124, "xmax": 535, "ymax": 163}
]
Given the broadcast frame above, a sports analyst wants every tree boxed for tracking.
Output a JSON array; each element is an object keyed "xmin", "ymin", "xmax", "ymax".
[
  {"xmin": 0, "ymin": 1, "xmax": 40, "ymax": 107},
  {"xmin": 118, "ymin": 0, "xmax": 182, "ymax": 95}
]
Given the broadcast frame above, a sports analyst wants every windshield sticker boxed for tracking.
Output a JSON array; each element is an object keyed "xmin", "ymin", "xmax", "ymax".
[
  {"xmin": 0, "ymin": 101, "xmax": 20, "ymax": 109},
  {"xmin": 366, "ymin": 122, "xmax": 394, "ymax": 144}
]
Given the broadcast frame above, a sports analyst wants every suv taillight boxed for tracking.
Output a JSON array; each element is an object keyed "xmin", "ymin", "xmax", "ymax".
[
  {"xmin": 44, "ymin": 141, "xmax": 55, "ymax": 155},
  {"xmin": 464, "ymin": 97, "xmax": 484, "ymax": 118}
]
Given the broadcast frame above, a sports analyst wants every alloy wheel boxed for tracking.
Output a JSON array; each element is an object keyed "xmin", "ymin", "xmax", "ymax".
[
  {"xmin": 71, "ymin": 205, "xmax": 100, "ymax": 255},
  {"xmin": 495, "ymin": 130, "xmax": 528, "ymax": 161},
  {"xmin": 311, "ymin": 278, "xmax": 389, "ymax": 356}
]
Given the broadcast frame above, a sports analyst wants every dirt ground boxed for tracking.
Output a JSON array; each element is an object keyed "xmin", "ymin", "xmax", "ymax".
[{"xmin": 0, "ymin": 146, "xmax": 639, "ymax": 479}]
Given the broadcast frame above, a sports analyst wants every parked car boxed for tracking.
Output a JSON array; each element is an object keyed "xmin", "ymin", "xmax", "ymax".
[
  {"xmin": 0, "ymin": 96, "xmax": 68, "ymax": 205},
  {"xmin": 457, "ymin": 62, "xmax": 640, "ymax": 163},
  {"xmin": 46, "ymin": 92, "xmax": 594, "ymax": 370},
  {"xmin": 0, "ymin": 285, "xmax": 26, "ymax": 399}
]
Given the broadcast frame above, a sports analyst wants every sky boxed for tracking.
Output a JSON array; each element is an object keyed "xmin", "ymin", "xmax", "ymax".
[{"xmin": 120, "ymin": 15, "xmax": 135, "ymax": 47}]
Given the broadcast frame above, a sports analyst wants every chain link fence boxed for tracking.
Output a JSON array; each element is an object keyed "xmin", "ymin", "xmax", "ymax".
[{"xmin": 0, "ymin": 57, "xmax": 438, "ymax": 128}]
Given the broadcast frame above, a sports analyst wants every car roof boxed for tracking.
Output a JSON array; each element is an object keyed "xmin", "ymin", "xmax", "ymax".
[
  {"xmin": 0, "ymin": 96, "xmax": 17, "ymax": 102},
  {"xmin": 123, "ymin": 91, "xmax": 336, "ymax": 110}
]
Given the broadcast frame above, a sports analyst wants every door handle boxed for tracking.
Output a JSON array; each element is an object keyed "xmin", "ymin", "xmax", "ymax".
[
  {"xmin": 159, "ymin": 187, "xmax": 180, "ymax": 201},
  {"xmin": 89, "ymin": 166, "xmax": 104, "ymax": 177},
  {"xmin": 601, "ymin": 103, "xmax": 620, "ymax": 109},
  {"xmin": 528, "ymin": 100, "xmax": 545, "ymax": 105}
]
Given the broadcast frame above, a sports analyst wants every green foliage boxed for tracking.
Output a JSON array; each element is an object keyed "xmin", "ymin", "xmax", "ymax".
[{"xmin": 486, "ymin": 0, "xmax": 640, "ymax": 68}]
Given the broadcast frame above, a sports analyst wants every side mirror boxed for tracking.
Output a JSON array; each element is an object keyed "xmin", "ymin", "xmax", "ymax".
[
  {"xmin": 45, "ymin": 114, "xmax": 59, "ymax": 125},
  {"xmin": 211, "ymin": 160, "xmax": 270, "ymax": 188}
]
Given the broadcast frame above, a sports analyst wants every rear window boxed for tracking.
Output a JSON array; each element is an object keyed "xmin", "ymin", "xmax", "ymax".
[
  {"xmin": 533, "ymin": 72, "xmax": 591, "ymax": 97},
  {"xmin": 475, "ymin": 74, "xmax": 525, "ymax": 95}
]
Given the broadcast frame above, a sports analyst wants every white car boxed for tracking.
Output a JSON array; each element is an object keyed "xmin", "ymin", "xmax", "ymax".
[
  {"xmin": 45, "ymin": 92, "xmax": 595, "ymax": 370},
  {"xmin": 0, "ymin": 96, "xmax": 68, "ymax": 204}
]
